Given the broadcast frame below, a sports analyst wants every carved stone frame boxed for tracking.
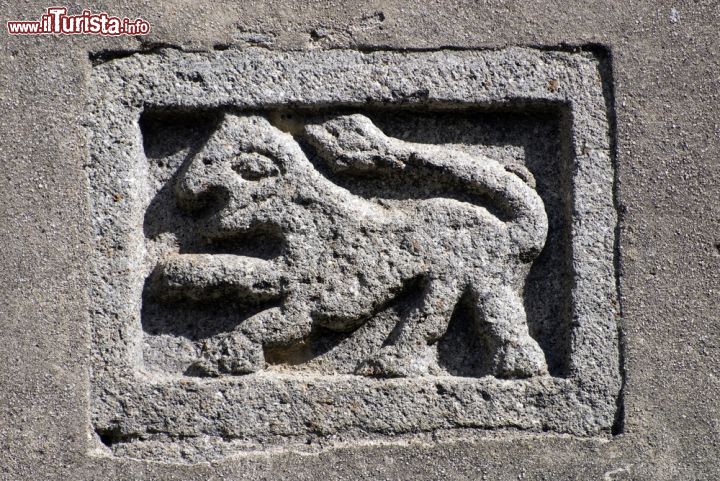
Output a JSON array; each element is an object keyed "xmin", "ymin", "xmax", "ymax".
[{"xmin": 85, "ymin": 47, "xmax": 619, "ymax": 461}]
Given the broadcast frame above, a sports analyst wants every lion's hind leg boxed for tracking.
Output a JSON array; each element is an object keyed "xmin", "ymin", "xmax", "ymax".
[
  {"xmin": 472, "ymin": 285, "xmax": 548, "ymax": 378},
  {"xmin": 355, "ymin": 277, "xmax": 461, "ymax": 377}
]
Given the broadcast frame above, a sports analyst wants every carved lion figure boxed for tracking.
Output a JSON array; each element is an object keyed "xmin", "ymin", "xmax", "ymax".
[{"xmin": 148, "ymin": 113, "xmax": 549, "ymax": 378}]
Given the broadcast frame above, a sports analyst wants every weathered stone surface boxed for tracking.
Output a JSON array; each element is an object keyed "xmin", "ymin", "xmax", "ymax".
[
  {"xmin": 4, "ymin": 1, "xmax": 720, "ymax": 479},
  {"xmin": 85, "ymin": 47, "xmax": 618, "ymax": 462}
]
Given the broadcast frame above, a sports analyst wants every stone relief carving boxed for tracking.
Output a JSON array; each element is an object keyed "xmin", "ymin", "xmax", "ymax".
[
  {"xmin": 86, "ymin": 48, "xmax": 620, "ymax": 461},
  {"xmin": 145, "ymin": 113, "xmax": 549, "ymax": 379}
]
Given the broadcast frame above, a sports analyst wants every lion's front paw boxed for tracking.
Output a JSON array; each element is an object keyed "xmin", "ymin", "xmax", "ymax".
[
  {"xmin": 355, "ymin": 345, "xmax": 434, "ymax": 378},
  {"xmin": 186, "ymin": 333, "xmax": 266, "ymax": 377},
  {"xmin": 216, "ymin": 334, "xmax": 265, "ymax": 375}
]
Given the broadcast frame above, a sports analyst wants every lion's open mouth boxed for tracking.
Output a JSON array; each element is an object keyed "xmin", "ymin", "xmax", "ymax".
[{"xmin": 187, "ymin": 221, "xmax": 287, "ymax": 260}]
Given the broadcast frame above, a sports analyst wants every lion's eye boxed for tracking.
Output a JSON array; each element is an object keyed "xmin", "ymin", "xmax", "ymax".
[{"xmin": 232, "ymin": 153, "xmax": 280, "ymax": 181}]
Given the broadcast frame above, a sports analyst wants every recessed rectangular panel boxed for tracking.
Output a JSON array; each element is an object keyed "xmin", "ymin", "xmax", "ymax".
[{"xmin": 85, "ymin": 47, "xmax": 619, "ymax": 463}]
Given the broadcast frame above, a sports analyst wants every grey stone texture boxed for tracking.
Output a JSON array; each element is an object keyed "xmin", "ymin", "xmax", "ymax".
[
  {"xmin": 1, "ymin": 0, "xmax": 719, "ymax": 479},
  {"xmin": 86, "ymin": 48, "xmax": 617, "ymax": 462}
]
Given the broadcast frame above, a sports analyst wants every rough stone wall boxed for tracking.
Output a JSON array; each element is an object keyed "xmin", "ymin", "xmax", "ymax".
[{"xmin": 1, "ymin": 1, "xmax": 719, "ymax": 480}]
